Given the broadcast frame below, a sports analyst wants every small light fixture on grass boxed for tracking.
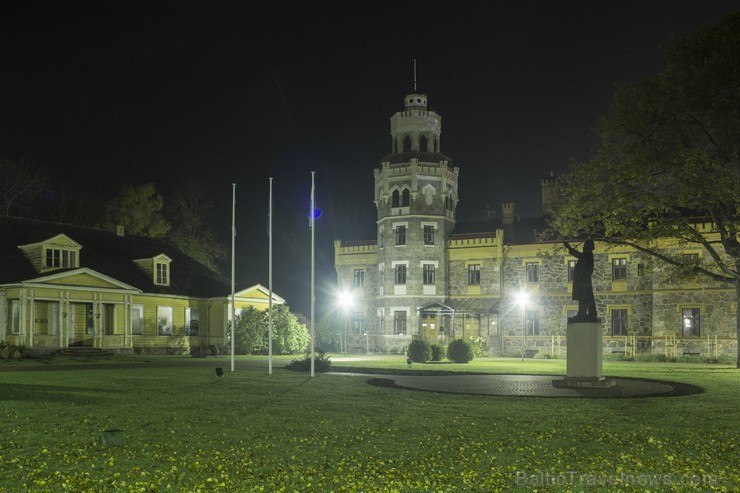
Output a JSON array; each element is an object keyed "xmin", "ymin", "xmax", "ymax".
[{"xmin": 215, "ymin": 367, "xmax": 224, "ymax": 379}]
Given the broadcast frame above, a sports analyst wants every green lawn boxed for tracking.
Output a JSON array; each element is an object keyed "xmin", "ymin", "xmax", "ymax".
[{"xmin": 1, "ymin": 356, "xmax": 738, "ymax": 492}]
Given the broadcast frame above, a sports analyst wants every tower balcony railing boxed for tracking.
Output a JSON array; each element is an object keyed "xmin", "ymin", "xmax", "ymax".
[{"xmin": 381, "ymin": 152, "xmax": 453, "ymax": 167}]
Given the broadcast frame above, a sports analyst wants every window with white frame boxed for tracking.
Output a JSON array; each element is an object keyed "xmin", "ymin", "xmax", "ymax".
[
  {"xmin": 394, "ymin": 264, "xmax": 407, "ymax": 284},
  {"xmin": 423, "ymin": 225, "xmax": 435, "ymax": 245},
  {"xmin": 11, "ymin": 300, "xmax": 20, "ymax": 334},
  {"xmin": 394, "ymin": 311, "xmax": 407, "ymax": 335},
  {"xmin": 352, "ymin": 311, "xmax": 364, "ymax": 334},
  {"xmin": 525, "ymin": 310, "xmax": 540, "ymax": 335},
  {"xmin": 353, "ymin": 269, "xmax": 365, "ymax": 288},
  {"xmin": 395, "ymin": 225, "xmax": 406, "ymax": 246},
  {"xmin": 468, "ymin": 264, "xmax": 481, "ymax": 285},
  {"xmin": 45, "ymin": 248, "xmax": 78, "ymax": 269},
  {"xmin": 526, "ymin": 262, "xmax": 539, "ymax": 283},
  {"xmin": 185, "ymin": 307, "xmax": 200, "ymax": 336},
  {"xmin": 47, "ymin": 302, "xmax": 60, "ymax": 336},
  {"xmin": 155, "ymin": 262, "xmax": 169, "ymax": 285},
  {"xmin": 422, "ymin": 264, "xmax": 435, "ymax": 285},
  {"xmin": 612, "ymin": 258, "xmax": 627, "ymax": 280},
  {"xmin": 157, "ymin": 306, "xmax": 173, "ymax": 335},
  {"xmin": 132, "ymin": 304, "xmax": 144, "ymax": 335}
]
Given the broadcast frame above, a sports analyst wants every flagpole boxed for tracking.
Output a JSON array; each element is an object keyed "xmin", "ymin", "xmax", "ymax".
[
  {"xmin": 230, "ymin": 183, "xmax": 236, "ymax": 372},
  {"xmin": 310, "ymin": 171, "xmax": 315, "ymax": 378},
  {"xmin": 268, "ymin": 177, "xmax": 273, "ymax": 375}
]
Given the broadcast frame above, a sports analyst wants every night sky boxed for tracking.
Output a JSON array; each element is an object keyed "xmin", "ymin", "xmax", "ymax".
[{"xmin": 2, "ymin": 0, "xmax": 739, "ymax": 316}]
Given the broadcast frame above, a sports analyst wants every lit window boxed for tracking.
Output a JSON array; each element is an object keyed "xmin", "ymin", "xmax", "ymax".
[
  {"xmin": 468, "ymin": 264, "xmax": 481, "ymax": 285},
  {"xmin": 682, "ymin": 308, "xmax": 701, "ymax": 337},
  {"xmin": 612, "ymin": 309, "xmax": 628, "ymax": 336},
  {"xmin": 423, "ymin": 225, "xmax": 435, "ymax": 245},
  {"xmin": 394, "ymin": 264, "xmax": 407, "ymax": 284},
  {"xmin": 354, "ymin": 269, "xmax": 365, "ymax": 288},
  {"xmin": 612, "ymin": 258, "xmax": 627, "ymax": 280},
  {"xmin": 526, "ymin": 262, "xmax": 539, "ymax": 283},
  {"xmin": 423, "ymin": 264, "xmax": 435, "ymax": 285}
]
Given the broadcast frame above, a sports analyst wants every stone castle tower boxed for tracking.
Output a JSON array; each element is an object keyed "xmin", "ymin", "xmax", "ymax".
[{"xmin": 372, "ymin": 91, "xmax": 460, "ymax": 335}]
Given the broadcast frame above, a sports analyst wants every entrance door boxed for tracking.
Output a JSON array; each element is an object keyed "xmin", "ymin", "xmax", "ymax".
[
  {"xmin": 421, "ymin": 314, "xmax": 437, "ymax": 342},
  {"xmin": 68, "ymin": 303, "xmax": 94, "ymax": 346}
]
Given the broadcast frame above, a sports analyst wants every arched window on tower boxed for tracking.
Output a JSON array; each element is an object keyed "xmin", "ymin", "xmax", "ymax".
[
  {"xmin": 403, "ymin": 136, "xmax": 411, "ymax": 153},
  {"xmin": 434, "ymin": 138, "xmax": 439, "ymax": 153},
  {"xmin": 419, "ymin": 135, "xmax": 428, "ymax": 153},
  {"xmin": 445, "ymin": 196, "xmax": 450, "ymax": 210},
  {"xmin": 402, "ymin": 189, "xmax": 410, "ymax": 207},
  {"xmin": 392, "ymin": 190, "xmax": 400, "ymax": 208}
]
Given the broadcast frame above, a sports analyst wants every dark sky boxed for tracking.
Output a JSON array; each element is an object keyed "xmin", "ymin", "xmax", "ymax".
[{"xmin": 2, "ymin": 0, "xmax": 739, "ymax": 316}]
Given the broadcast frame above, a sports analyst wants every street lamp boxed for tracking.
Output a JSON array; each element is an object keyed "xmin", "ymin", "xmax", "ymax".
[
  {"xmin": 338, "ymin": 290, "xmax": 353, "ymax": 355},
  {"xmin": 364, "ymin": 331, "xmax": 369, "ymax": 355}
]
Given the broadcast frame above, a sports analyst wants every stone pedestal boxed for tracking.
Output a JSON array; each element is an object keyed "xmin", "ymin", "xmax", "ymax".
[{"xmin": 552, "ymin": 320, "xmax": 616, "ymax": 389}]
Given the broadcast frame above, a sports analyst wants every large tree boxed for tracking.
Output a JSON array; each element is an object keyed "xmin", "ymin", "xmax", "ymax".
[
  {"xmin": 0, "ymin": 157, "xmax": 50, "ymax": 217},
  {"xmin": 232, "ymin": 305, "xmax": 309, "ymax": 355},
  {"xmin": 550, "ymin": 12, "xmax": 740, "ymax": 366},
  {"xmin": 166, "ymin": 180, "xmax": 227, "ymax": 272},
  {"xmin": 103, "ymin": 183, "xmax": 170, "ymax": 238}
]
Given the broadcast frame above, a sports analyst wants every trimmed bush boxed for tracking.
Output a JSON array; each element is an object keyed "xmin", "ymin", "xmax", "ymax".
[
  {"xmin": 447, "ymin": 339, "xmax": 474, "ymax": 363},
  {"xmin": 407, "ymin": 339, "xmax": 432, "ymax": 363},
  {"xmin": 430, "ymin": 344, "xmax": 445, "ymax": 362},
  {"xmin": 285, "ymin": 350, "xmax": 332, "ymax": 372}
]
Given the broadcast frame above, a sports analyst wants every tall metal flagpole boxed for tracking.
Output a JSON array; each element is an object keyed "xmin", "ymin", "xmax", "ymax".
[
  {"xmin": 268, "ymin": 177, "xmax": 273, "ymax": 375},
  {"xmin": 230, "ymin": 183, "xmax": 236, "ymax": 372},
  {"xmin": 310, "ymin": 171, "xmax": 315, "ymax": 377}
]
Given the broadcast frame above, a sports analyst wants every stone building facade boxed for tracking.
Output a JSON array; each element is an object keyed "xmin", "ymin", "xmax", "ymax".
[{"xmin": 334, "ymin": 90, "xmax": 737, "ymax": 357}]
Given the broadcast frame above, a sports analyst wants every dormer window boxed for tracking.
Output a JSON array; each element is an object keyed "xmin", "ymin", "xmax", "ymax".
[
  {"xmin": 45, "ymin": 248, "xmax": 77, "ymax": 268},
  {"xmin": 19, "ymin": 234, "xmax": 82, "ymax": 273},
  {"xmin": 134, "ymin": 253, "xmax": 172, "ymax": 286},
  {"xmin": 155, "ymin": 261, "xmax": 169, "ymax": 285}
]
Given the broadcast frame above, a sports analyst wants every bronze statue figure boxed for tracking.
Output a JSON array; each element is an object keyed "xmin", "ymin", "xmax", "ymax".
[{"xmin": 564, "ymin": 240, "xmax": 597, "ymax": 322}]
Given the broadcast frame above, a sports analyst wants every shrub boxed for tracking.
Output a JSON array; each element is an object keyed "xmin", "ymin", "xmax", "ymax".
[
  {"xmin": 430, "ymin": 344, "xmax": 445, "ymax": 361},
  {"xmin": 447, "ymin": 339, "xmax": 474, "ymax": 363},
  {"xmin": 407, "ymin": 339, "xmax": 432, "ymax": 363},
  {"xmin": 285, "ymin": 350, "xmax": 332, "ymax": 372},
  {"xmin": 468, "ymin": 336, "xmax": 487, "ymax": 357}
]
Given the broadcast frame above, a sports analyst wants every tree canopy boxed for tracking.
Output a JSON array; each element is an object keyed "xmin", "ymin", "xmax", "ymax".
[
  {"xmin": 0, "ymin": 157, "xmax": 50, "ymax": 217},
  {"xmin": 550, "ymin": 12, "xmax": 740, "ymax": 365},
  {"xmin": 103, "ymin": 183, "xmax": 170, "ymax": 238},
  {"xmin": 232, "ymin": 305, "xmax": 309, "ymax": 355}
]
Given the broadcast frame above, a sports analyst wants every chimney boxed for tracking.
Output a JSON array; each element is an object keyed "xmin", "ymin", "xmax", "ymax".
[
  {"xmin": 116, "ymin": 225, "xmax": 125, "ymax": 237},
  {"xmin": 479, "ymin": 203, "xmax": 496, "ymax": 223},
  {"xmin": 501, "ymin": 202, "xmax": 515, "ymax": 225},
  {"xmin": 540, "ymin": 173, "xmax": 561, "ymax": 217}
]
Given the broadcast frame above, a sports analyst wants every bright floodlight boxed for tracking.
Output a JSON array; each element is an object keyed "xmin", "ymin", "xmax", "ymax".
[
  {"xmin": 338, "ymin": 290, "xmax": 353, "ymax": 310},
  {"xmin": 515, "ymin": 290, "xmax": 529, "ymax": 306}
]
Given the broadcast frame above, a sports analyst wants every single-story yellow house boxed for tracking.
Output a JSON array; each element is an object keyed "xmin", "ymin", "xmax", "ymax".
[{"xmin": 0, "ymin": 216, "xmax": 283, "ymax": 354}]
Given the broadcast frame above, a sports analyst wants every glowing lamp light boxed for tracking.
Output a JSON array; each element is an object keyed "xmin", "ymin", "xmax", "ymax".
[
  {"xmin": 338, "ymin": 290, "xmax": 353, "ymax": 310},
  {"xmin": 515, "ymin": 290, "xmax": 530, "ymax": 307}
]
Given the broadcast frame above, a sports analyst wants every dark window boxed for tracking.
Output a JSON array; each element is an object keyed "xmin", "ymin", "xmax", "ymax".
[
  {"xmin": 353, "ymin": 269, "xmax": 364, "ymax": 288},
  {"xmin": 682, "ymin": 308, "xmax": 701, "ymax": 336},
  {"xmin": 468, "ymin": 264, "xmax": 481, "ymax": 285},
  {"xmin": 611, "ymin": 309, "xmax": 628, "ymax": 336},
  {"xmin": 683, "ymin": 253, "xmax": 699, "ymax": 263},
  {"xmin": 423, "ymin": 264, "xmax": 435, "ymax": 285},
  {"xmin": 403, "ymin": 136, "xmax": 411, "ymax": 152},
  {"xmin": 423, "ymin": 225, "xmax": 434, "ymax": 245},
  {"xmin": 419, "ymin": 135, "xmax": 428, "ymax": 152},
  {"xmin": 395, "ymin": 226, "xmax": 406, "ymax": 246},
  {"xmin": 401, "ymin": 189, "xmax": 410, "ymax": 207},
  {"xmin": 391, "ymin": 190, "xmax": 400, "ymax": 208},
  {"xmin": 394, "ymin": 311, "xmax": 407, "ymax": 335},
  {"xmin": 352, "ymin": 312, "xmax": 364, "ymax": 334},
  {"xmin": 567, "ymin": 260, "xmax": 576, "ymax": 282},
  {"xmin": 525, "ymin": 310, "xmax": 540, "ymax": 335},
  {"xmin": 394, "ymin": 264, "xmax": 406, "ymax": 284},
  {"xmin": 526, "ymin": 262, "xmax": 539, "ymax": 283},
  {"xmin": 612, "ymin": 258, "xmax": 627, "ymax": 280}
]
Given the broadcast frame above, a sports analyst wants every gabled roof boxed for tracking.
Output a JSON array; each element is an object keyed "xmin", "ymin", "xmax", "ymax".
[{"xmin": 0, "ymin": 216, "xmax": 233, "ymax": 298}]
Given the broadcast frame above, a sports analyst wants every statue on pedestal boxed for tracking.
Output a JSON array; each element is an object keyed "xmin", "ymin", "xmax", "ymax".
[{"xmin": 564, "ymin": 240, "xmax": 597, "ymax": 322}]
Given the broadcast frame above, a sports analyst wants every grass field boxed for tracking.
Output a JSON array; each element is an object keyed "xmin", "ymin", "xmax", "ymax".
[{"xmin": 1, "ymin": 355, "xmax": 738, "ymax": 492}]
